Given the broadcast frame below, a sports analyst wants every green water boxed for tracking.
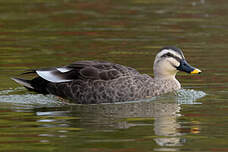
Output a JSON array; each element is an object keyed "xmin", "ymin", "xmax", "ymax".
[{"xmin": 0, "ymin": 0, "xmax": 228, "ymax": 151}]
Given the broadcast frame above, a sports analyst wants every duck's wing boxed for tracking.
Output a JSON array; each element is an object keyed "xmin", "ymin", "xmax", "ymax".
[{"xmin": 34, "ymin": 61, "xmax": 140, "ymax": 83}]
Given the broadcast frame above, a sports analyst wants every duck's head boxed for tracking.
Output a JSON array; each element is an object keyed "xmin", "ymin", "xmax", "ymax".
[{"xmin": 153, "ymin": 46, "xmax": 201, "ymax": 79}]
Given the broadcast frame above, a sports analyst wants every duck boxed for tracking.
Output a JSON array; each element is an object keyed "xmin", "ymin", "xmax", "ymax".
[{"xmin": 11, "ymin": 46, "xmax": 201, "ymax": 104}]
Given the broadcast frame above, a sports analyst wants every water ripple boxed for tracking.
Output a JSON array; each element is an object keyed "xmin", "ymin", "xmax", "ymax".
[
  {"xmin": 0, "ymin": 88, "xmax": 206, "ymax": 106},
  {"xmin": 176, "ymin": 89, "xmax": 206, "ymax": 104}
]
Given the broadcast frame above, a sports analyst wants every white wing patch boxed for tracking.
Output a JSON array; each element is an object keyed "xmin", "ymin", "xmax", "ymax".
[
  {"xmin": 57, "ymin": 67, "xmax": 72, "ymax": 73},
  {"xmin": 36, "ymin": 70, "xmax": 72, "ymax": 83}
]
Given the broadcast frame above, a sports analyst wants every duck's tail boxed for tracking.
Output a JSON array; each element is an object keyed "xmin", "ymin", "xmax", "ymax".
[
  {"xmin": 11, "ymin": 77, "xmax": 49, "ymax": 94},
  {"xmin": 11, "ymin": 78, "xmax": 34, "ymax": 89}
]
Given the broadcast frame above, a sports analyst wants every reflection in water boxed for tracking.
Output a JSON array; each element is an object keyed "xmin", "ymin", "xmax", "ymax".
[
  {"xmin": 20, "ymin": 89, "xmax": 204, "ymax": 151},
  {"xmin": 34, "ymin": 101, "xmax": 182, "ymax": 150},
  {"xmin": 67, "ymin": 101, "xmax": 182, "ymax": 149}
]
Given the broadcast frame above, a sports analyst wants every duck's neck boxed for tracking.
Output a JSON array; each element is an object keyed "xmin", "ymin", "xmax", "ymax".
[
  {"xmin": 154, "ymin": 74, "xmax": 176, "ymax": 80},
  {"xmin": 153, "ymin": 66, "xmax": 178, "ymax": 80},
  {"xmin": 154, "ymin": 74, "xmax": 181, "ymax": 91}
]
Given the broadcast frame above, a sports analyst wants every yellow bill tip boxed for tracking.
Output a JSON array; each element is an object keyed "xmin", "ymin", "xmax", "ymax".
[{"xmin": 191, "ymin": 69, "xmax": 202, "ymax": 74}]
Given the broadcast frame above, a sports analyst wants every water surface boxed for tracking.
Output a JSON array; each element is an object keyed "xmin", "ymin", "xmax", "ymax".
[{"xmin": 0, "ymin": 0, "xmax": 228, "ymax": 151}]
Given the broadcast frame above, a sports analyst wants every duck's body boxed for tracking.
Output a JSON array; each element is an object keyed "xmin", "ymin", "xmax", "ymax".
[
  {"xmin": 12, "ymin": 47, "xmax": 201, "ymax": 104},
  {"xmin": 42, "ymin": 61, "xmax": 181, "ymax": 104}
]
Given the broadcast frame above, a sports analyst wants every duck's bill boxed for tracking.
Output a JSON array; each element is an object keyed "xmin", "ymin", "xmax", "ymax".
[
  {"xmin": 177, "ymin": 60, "xmax": 202, "ymax": 74},
  {"xmin": 190, "ymin": 68, "xmax": 201, "ymax": 74}
]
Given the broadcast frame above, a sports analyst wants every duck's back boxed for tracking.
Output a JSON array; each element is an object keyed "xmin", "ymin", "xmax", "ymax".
[{"xmin": 67, "ymin": 61, "xmax": 141, "ymax": 80}]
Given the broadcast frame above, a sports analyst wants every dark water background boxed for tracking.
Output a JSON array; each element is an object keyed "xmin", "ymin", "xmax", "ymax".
[{"xmin": 0, "ymin": 0, "xmax": 228, "ymax": 151}]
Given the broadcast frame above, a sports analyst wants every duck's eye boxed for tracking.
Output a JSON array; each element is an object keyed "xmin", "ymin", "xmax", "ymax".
[
  {"xmin": 166, "ymin": 53, "xmax": 173, "ymax": 57},
  {"xmin": 161, "ymin": 52, "xmax": 181, "ymax": 62},
  {"xmin": 161, "ymin": 52, "xmax": 173, "ymax": 58}
]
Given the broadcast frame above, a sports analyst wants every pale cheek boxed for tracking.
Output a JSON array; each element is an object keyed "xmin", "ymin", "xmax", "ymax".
[
  {"xmin": 169, "ymin": 58, "xmax": 180, "ymax": 67},
  {"xmin": 161, "ymin": 61, "xmax": 175, "ymax": 72}
]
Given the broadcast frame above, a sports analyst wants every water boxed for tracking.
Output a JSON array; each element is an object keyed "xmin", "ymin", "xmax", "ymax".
[{"xmin": 0, "ymin": 0, "xmax": 228, "ymax": 151}]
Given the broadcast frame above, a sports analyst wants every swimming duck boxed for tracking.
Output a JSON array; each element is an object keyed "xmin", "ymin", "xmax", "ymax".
[{"xmin": 11, "ymin": 46, "xmax": 201, "ymax": 104}]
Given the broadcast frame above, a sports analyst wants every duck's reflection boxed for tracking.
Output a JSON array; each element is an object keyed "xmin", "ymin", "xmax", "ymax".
[
  {"xmin": 85, "ymin": 101, "xmax": 183, "ymax": 147},
  {"xmin": 35, "ymin": 99, "xmax": 184, "ymax": 148}
]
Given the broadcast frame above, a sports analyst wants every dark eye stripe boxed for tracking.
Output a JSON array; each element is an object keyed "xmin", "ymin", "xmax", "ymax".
[{"xmin": 161, "ymin": 52, "xmax": 181, "ymax": 62}]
